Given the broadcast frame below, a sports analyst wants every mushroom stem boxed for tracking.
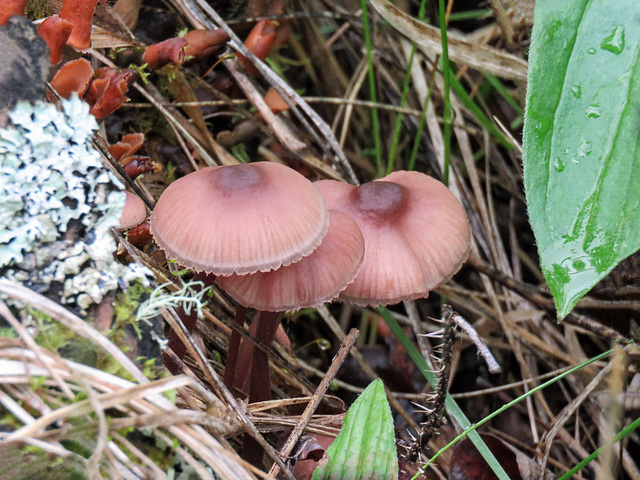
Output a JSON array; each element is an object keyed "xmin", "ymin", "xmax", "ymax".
[
  {"xmin": 243, "ymin": 310, "xmax": 282, "ymax": 467},
  {"xmin": 224, "ymin": 309, "xmax": 282, "ymax": 401},
  {"xmin": 223, "ymin": 304, "xmax": 248, "ymax": 389},
  {"xmin": 249, "ymin": 311, "xmax": 281, "ymax": 403},
  {"xmin": 224, "ymin": 309, "xmax": 282, "ymax": 467}
]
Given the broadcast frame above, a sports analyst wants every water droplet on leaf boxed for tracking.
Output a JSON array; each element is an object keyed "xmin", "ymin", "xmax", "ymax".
[
  {"xmin": 601, "ymin": 25, "xmax": 625, "ymax": 55},
  {"xmin": 577, "ymin": 139, "xmax": 592, "ymax": 158},
  {"xmin": 571, "ymin": 85, "xmax": 581, "ymax": 98},
  {"xmin": 587, "ymin": 47, "xmax": 597, "ymax": 54},
  {"xmin": 553, "ymin": 157, "xmax": 565, "ymax": 172},
  {"xmin": 547, "ymin": 20, "xmax": 562, "ymax": 41},
  {"xmin": 585, "ymin": 104, "xmax": 601, "ymax": 118}
]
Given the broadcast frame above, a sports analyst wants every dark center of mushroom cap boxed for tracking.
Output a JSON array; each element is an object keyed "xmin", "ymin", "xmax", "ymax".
[
  {"xmin": 215, "ymin": 163, "xmax": 265, "ymax": 194},
  {"xmin": 351, "ymin": 181, "xmax": 408, "ymax": 220}
]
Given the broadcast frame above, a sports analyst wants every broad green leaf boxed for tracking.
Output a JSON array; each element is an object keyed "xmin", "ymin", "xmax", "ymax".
[
  {"xmin": 311, "ymin": 379, "xmax": 397, "ymax": 480},
  {"xmin": 523, "ymin": 0, "xmax": 640, "ymax": 319}
]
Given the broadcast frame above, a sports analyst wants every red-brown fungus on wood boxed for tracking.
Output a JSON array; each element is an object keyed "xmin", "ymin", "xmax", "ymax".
[
  {"xmin": 315, "ymin": 170, "xmax": 471, "ymax": 306},
  {"xmin": 264, "ymin": 87, "xmax": 292, "ymax": 114},
  {"xmin": 150, "ymin": 162, "xmax": 330, "ymax": 276},
  {"xmin": 49, "ymin": 57, "xmax": 94, "ymax": 99},
  {"xmin": 37, "ymin": 17, "xmax": 73, "ymax": 64},
  {"xmin": 143, "ymin": 37, "xmax": 187, "ymax": 70},
  {"xmin": 59, "ymin": 0, "xmax": 101, "ymax": 50},
  {"xmin": 237, "ymin": 18, "xmax": 279, "ymax": 75},
  {"xmin": 126, "ymin": 221, "xmax": 152, "ymax": 246},
  {"xmin": 0, "ymin": 0, "xmax": 28, "ymax": 25},
  {"xmin": 184, "ymin": 29, "xmax": 229, "ymax": 61},
  {"xmin": 123, "ymin": 157, "xmax": 160, "ymax": 180},
  {"xmin": 216, "ymin": 210, "xmax": 364, "ymax": 312},
  {"xmin": 85, "ymin": 67, "xmax": 134, "ymax": 119},
  {"xmin": 119, "ymin": 191, "xmax": 147, "ymax": 230},
  {"xmin": 108, "ymin": 132, "xmax": 145, "ymax": 163}
]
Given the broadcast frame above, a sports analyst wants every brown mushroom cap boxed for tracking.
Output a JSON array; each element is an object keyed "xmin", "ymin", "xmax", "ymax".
[
  {"xmin": 314, "ymin": 171, "xmax": 471, "ymax": 306},
  {"xmin": 216, "ymin": 210, "xmax": 364, "ymax": 311},
  {"xmin": 150, "ymin": 162, "xmax": 329, "ymax": 275},
  {"xmin": 119, "ymin": 191, "xmax": 147, "ymax": 230}
]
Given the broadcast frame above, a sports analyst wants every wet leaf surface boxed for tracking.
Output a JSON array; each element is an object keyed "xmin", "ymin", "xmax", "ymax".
[
  {"xmin": 312, "ymin": 379, "xmax": 398, "ymax": 480},
  {"xmin": 523, "ymin": 0, "xmax": 640, "ymax": 319}
]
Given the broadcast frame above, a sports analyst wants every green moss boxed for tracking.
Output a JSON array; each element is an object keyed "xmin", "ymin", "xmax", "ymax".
[
  {"xmin": 24, "ymin": 0, "xmax": 51, "ymax": 19},
  {"xmin": 0, "ymin": 326, "xmax": 17, "ymax": 338},
  {"xmin": 165, "ymin": 162, "xmax": 178, "ymax": 183},
  {"xmin": 112, "ymin": 281, "xmax": 150, "ymax": 337},
  {"xmin": 128, "ymin": 63, "xmax": 150, "ymax": 84},
  {"xmin": 230, "ymin": 144, "xmax": 250, "ymax": 163}
]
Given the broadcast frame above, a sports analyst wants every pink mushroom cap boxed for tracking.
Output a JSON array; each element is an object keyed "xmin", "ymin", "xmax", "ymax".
[
  {"xmin": 150, "ymin": 162, "xmax": 330, "ymax": 275},
  {"xmin": 119, "ymin": 191, "xmax": 147, "ymax": 230},
  {"xmin": 314, "ymin": 171, "xmax": 471, "ymax": 306},
  {"xmin": 216, "ymin": 210, "xmax": 365, "ymax": 311}
]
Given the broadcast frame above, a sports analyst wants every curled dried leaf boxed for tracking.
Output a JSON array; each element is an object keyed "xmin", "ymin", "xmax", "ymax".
[
  {"xmin": 237, "ymin": 18, "xmax": 279, "ymax": 75},
  {"xmin": 123, "ymin": 157, "xmax": 159, "ymax": 180},
  {"xmin": 111, "ymin": 0, "xmax": 143, "ymax": 30},
  {"xmin": 264, "ymin": 87, "xmax": 292, "ymax": 114}
]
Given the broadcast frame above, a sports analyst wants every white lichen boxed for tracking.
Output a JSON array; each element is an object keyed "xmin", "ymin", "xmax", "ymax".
[
  {"xmin": 0, "ymin": 96, "xmax": 150, "ymax": 312},
  {"xmin": 136, "ymin": 281, "xmax": 213, "ymax": 324}
]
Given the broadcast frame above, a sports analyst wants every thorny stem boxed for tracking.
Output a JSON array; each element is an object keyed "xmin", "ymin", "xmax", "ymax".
[{"xmin": 406, "ymin": 307, "xmax": 456, "ymax": 462}]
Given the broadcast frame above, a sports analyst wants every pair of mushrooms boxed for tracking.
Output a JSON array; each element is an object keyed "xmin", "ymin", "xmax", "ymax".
[
  {"xmin": 148, "ymin": 162, "xmax": 470, "ymax": 401},
  {"xmin": 150, "ymin": 162, "xmax": 470, "ymax": 310}
]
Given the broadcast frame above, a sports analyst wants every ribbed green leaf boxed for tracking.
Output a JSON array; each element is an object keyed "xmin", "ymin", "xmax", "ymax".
[
  {"xmin": 311, "ymin": 379, "xmax": 397, "ymax": 480},
  {"xmin": 523, "ymin": 0, "xmax": 640, "ymax": 319}
]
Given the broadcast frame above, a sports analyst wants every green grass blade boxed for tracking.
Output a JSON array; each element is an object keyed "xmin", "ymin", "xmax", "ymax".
[
  {"xmin": 437, "ymin": 0, "xmax": 452, "ymax": 186},
  {"xmin": 419, "ymin": 347, "xmax": 613, "ymax": 472},
  {"xmin": 379, "ymin": 307, "xmax": 615, "ymax": 479},
  {"xmin": 449, "ymin": 72, "xmax": 513, "ymax": 149},
  {"xmin": 359, "ymin": 0, "xmax": 384, "ymax": 177},
  {"xmin": 386, "ymin": 0, "xmax": 429, "ymax": 175}
]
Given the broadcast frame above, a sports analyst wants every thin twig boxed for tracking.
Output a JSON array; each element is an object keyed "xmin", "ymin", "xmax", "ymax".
[
  {"xmin": 267, "ymin": 328, "xmax": 359, "ymax": 479},
  {"xmin": 445, "ymin": 306, "xmax": 501, "ymax": 374}
]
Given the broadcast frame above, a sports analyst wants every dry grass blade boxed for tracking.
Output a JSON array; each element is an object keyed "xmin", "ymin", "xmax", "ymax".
[
  {"xmin": 0, "ymin": 278, "xmax": 147, "ymax": 384},
  {"xmin": 369, "ymin": 0, "xmax": 528, "ymax": 80},
  {"xmin": 0, "ymin": 282, "xmax": 255, "ymax": 479}
]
